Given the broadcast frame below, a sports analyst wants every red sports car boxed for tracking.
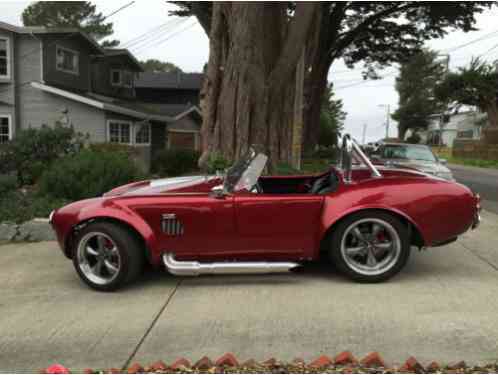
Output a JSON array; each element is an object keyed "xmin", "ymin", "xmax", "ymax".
[{"xmin": 50, "ymin": 135, "xmax": 480, "ymax": 291}]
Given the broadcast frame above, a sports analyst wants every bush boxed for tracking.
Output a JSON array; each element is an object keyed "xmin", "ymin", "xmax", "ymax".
[
  {"xmin": 0, "ymin": 123, "xmax": 86, "ymax": 185},
  {"xmin": 312, "ymin": 146, "xmax": 339, "ymax": 160},
  {"xmin": 0, "ymin": 190, "xmax": 68, "ymax": 224},
  {"xmin": 38, "ymin": 149, "xmax": 143, "ymax": 201},
  {"xmin": 205, "ymin": 152, "xmax": 230, "ymax": 174},
  {"xmin": 0, "ymin": 174, "xmax": 18, "ymax": 195},
  {"xmin": 152, "ymin": 149, "xmax": 200, "ymax": 176},
  {"xmin": 89, "ymin": 142, "xmax": 138, "ymax": 157}
]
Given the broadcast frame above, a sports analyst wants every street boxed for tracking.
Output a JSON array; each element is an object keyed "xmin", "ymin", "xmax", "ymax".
[
  {"xmin": 1, "ymin": 211, "xmax": 498, "ymax": 372},
  {"xmin": 449, "ymin": 164, "xmax": 498, "ymax": 215}
]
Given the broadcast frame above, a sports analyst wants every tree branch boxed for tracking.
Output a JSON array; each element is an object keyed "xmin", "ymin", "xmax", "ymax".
[{"xmin": 330, "ymin": 3, "xmax": 418, "ymax": 58}]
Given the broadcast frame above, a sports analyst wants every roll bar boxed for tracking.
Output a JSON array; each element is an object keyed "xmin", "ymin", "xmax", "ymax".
[{"xmin": 340, "ymin": 134, "xmax": 382, "ymax": 183}]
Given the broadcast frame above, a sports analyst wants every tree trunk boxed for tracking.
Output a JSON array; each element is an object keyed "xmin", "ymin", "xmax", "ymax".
[
  {"xmin": 486, "ymin": 100, "xmax": 498, "ymax": 127},
  {"xmin": 199, "ymin": 3, "xmax": 318, "ymax": 170}
]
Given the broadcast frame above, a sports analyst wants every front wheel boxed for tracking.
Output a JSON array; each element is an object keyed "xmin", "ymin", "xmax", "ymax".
[
  {"xmin": 329, "ymin": 211, "xmax": 410, "ymax": 283},
  {"xmin": 72, "ymin": 222, "xmax": 144, "ymax": 291}
]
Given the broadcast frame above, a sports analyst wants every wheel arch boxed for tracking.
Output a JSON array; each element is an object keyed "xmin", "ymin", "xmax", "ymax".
[
  {"xmin": 63, "ymin": 214, "xmax": 158, "ymax": 265},
  {"xmin": 319, "ymin": 207, "xmax": 426, "ymax": 254}
]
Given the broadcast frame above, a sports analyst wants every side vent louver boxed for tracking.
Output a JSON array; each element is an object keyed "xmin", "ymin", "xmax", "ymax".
[{"xmin": 161, "ymin": 214, "xmax": 184, "ymax": 236}]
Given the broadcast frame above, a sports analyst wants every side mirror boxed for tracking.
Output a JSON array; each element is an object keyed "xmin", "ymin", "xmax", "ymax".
[
  {"xmin": 439, "ymin": 158, "xmax": 448, "ymax": 165},
  {"xmin": 210, "ymin": 184, "xmax": 226, "ymax": 199}
]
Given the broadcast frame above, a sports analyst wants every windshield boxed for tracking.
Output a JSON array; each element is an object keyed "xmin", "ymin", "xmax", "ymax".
[
  {"xmin": 224, "ymin": 146, "xmax": 268, "ymax": 193},
  {"xmin": 381, "ymin": 145, "xmax": 436, "ymax": 162}
]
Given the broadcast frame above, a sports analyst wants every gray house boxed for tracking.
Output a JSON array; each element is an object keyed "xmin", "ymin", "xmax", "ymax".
[{"xmin": 0, "ymin": 21, "xmax": 202, "ymax": 170}]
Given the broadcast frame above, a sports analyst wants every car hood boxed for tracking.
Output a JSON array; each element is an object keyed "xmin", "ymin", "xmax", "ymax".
[
  {"xmin": 386, "ymin": 160, "xmax": 451, "ymax": 175},
  {"xmin": 103, "ymin": 175, "xmax": 222, "ymax": 197}
]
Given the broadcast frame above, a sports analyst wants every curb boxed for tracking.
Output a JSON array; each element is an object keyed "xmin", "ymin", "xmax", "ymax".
[{"xmin": 40, "ymin": 352, "xmax": 498, "ymax": 374}]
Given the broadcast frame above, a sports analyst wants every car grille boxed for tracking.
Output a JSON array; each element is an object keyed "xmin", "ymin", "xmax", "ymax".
[{"xmin": 161, "ymin": 214, "xmax": 184, "ymax": 236}]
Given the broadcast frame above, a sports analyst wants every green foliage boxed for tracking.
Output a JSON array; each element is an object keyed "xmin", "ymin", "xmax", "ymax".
[
  {"xmin": 140, "ymin": 59, "xmax": 183, "ymax": 73},
  {"xmin": 0, "ymin": 190, "xmax": 68, "ymax": 224},
  {"xmin": 205, "ymin": 152, "xmax": 230, "ymax": 174},
  {"xmin": 392, "ymin": 50, "xmax": 446, "ymax": 139},
  {"xmin": 273, "ymin": 163, "xmax": 301, "ymax": 176},
  {"xmin": 0, "ymin": 124, "xmax": 85, "ymax": 185},
  {"xmin": 406, "ymin": 132, "xmax": 422, "ymax": 144},
  {"xmin": 319, "ymin": 84, "xmax": 345, "ymax": 148},
  {"xmin": 22, "ymin": 1, "xmax": 119, "ymax": 46},
  {"xmin": 0, "ymin": 174, "xmax": 18, "ymax": 195},
  {"xmin": 152, "ymin": 149, "xmax": 200, "ymax": 176},
  {"xmin": 312, "ymin": 146, "xmax": 339, "ymax": 161},
  {"xmin": 435, "ymin": 58, "xmax": 498, "ymax": 127},
  {"xmin": 39, "ymin": 150, "xmax": 142, "ymax": 201},
  {"xmin": 88, "ymin": 142, "xmax": 138, "ymax": 157}
]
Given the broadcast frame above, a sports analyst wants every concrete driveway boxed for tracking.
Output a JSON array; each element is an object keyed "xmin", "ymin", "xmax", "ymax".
[{"xmin": 1, "ymin": 212, "xmax": 498, "ymax": 373}]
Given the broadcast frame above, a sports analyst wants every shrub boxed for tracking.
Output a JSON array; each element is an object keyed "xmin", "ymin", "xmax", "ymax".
[
  {"xmin": 38, "ymin": 149, "xmax": 143, "ymax": 201},
  {"xmin": 152, "ymin": 149, "xmax": 200, "ymax": 176},
  {"xmin": 89, "ymin": 142, "xmax": 138, "ymax": 157},
  {"xmin": 312, "ymin": 146, "xmax": 339, "ymax": 161},
  {"xmin": 205, "ymin": 152, "xmax": 231, "ymax": 174},
  {"xmin": 0, "ymin": 190, "xmax": 68, "ymax": 224},
  {"xmin": 0, "ymin": 123, "xmax": 86, "ymax": 185},
  {"xmin": 0, "ymin": 174, "xmax": 18, "ymax": 195}
]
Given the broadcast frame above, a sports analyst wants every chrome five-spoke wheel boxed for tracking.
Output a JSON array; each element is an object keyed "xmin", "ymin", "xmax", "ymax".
[
  {"xmin": 72, "ymin": 222, "xmax": 145, "ymax": 291},
  {"xmin": 341, "ymin": 218, "xmax": 401, "ymax": 276},
  {"xmin": 330, "ymin": 211, "xmax": 410, "ymax": 282},
  {"xmin": 77, "ymin": 232, "xmax": 121, "ymax": 285}
]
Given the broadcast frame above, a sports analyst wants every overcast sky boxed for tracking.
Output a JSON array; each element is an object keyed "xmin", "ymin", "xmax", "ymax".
[{"xmin": 2, "ymin": 1, "xmax": 498, "ymax": 142}]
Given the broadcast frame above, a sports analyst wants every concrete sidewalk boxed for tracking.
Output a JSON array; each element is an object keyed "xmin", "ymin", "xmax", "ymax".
[{"xmin": 1, "ymin": 212, "xmax": 498, "ymax": 372}]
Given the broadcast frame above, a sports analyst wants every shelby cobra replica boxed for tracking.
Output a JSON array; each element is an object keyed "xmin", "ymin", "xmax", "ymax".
[{"xmin": 50, "ymin": 135, "xmax": 481, "ymax": 291}]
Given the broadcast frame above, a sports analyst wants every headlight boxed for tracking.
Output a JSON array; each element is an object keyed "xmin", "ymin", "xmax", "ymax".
[{"xmin": 49, "ymin": 210, "xmax": 55, "ymax": 224}]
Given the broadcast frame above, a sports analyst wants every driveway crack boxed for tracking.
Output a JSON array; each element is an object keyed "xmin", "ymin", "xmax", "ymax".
[
  {"xmin": 122, "ymin": 279, "xmax": 183, "ymax": 370},
  {"xmin": 459, "ymin": 242, "xmax": 498, "ymax": 272}
]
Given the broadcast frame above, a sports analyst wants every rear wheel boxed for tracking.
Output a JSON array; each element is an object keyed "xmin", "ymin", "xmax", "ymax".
[
  {"xmin": 72, "ymin": 222, "xmax": 144, "ymax": 291},
  {"xmin": 329, "ymin": 211, "xmax": 410, "ymax": 282}
]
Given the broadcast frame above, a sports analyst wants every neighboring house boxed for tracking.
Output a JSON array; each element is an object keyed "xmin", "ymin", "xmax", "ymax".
[
  {"xmin": 0, "ymin": 21, "xmax": 202, "ymax": 170},
  {"xmin": 135, "ymin": 71, "xmax": 203, "ymax": 151},
  {"xmin": 425, "ymin": 109, "xmax": 483, "ymax": 147}
]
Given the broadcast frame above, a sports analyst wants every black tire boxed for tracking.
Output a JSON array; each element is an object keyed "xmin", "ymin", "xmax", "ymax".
[
  {"xmin": 329, "ymin": 211, "xmax": 410, "ymax": 283},
  {"xmin": 72, "ymin": 222, "xmax": 145, "ymax": 291}
]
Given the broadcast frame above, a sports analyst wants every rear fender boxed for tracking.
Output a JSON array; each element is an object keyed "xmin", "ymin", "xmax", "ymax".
[{"xmin": 318, "ymin": 204, "xmax": 426, "ymax": 255}]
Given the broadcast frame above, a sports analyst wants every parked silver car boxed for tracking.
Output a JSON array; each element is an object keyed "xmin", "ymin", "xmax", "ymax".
[{"xmin": 372, "ymin": 143, "xmax": 454, "ymax": 181}]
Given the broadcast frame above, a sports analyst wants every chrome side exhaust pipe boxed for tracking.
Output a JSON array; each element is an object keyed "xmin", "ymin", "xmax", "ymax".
[{"xmin": 162, "ymin": 253, "xmax": 299, "ymax": 276}]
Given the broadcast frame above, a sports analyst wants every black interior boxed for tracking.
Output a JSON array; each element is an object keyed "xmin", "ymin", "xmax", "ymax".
[{"xmin": 258, "ymin": 171, "xmax": 339, "ymax": 195}]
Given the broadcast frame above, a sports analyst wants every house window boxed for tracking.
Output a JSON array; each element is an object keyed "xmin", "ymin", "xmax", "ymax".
[
  {"xmin": 0, "ymin": 115, "xmax": 12, "ymax": 144},
  {"xmin": 0, "ymin": 38, "xmax": 10, "ymax": 78},
  {"xmin": 111, "ymin": 69, "xmax": 122, "ymax": 86},
  {"xmin": 56, "ymin": 45, "xmax": 79, "ymax": 75},
  {"xmin": 108, "ymin": 120, "xmax": 131, "ymax": 144},
  {"xmin": 111, "ymin": 69, "xmax": 133, "ymax": 88},
  {"xmin": 135, "ymin": 122, "xmax": 150, "ymax": 145}
]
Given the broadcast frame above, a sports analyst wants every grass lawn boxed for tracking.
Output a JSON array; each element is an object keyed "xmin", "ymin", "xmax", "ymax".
[{"xmin": 432, "ymin": 147, "xmax": 498, "ymax": 169}]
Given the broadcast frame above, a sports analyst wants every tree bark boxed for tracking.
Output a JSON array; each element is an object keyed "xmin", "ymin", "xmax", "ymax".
[{"xmin": 199, "ymin": 2, "xmax": 318, "ymax": 169}]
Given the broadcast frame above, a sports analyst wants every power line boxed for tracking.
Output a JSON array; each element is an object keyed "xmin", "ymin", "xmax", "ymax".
[
  {"xmin": 120, "ymin": 17, "xmax": 185, "ymax": 49},
  {"xmin": 127, "ymin": 19, "xmax": 191, "ymax": 53},
  {"xmin": 132, "ymin": 21, "xmax": 197, "ymax": 55}
]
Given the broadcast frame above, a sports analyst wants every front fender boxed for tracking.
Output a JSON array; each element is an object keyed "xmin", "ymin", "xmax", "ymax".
[{"xmin": 53, "ymin": 199, "xmax": 160, "ymax": 264}]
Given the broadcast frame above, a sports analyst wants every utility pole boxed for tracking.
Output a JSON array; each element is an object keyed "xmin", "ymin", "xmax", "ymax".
[
  {"xmin": 378, "ymin": 104, "xmax": 390, "ymax": 140},
  {"xmin": 438, "ymin": 54, "xmax": 451, "ymax": 148},
  {"xmin": 385, "ymin": 104, "xmax": 390, "ymax": 139},
  {"xmin": 362, "ymin": 123, "xmax": 367, "ymax": 145},
  {"xmin": 291, "ymin": 47, "xmax": 305, "ymax": 170}
]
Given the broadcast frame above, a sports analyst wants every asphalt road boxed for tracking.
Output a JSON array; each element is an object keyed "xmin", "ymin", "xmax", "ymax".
[
  {"xmin": 1, "ymin": 211, "xmax": 498, "ymax": 373},
  {"xmin": 449, "ymin": 164, "xmax": 498, "ymax": 215}
]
